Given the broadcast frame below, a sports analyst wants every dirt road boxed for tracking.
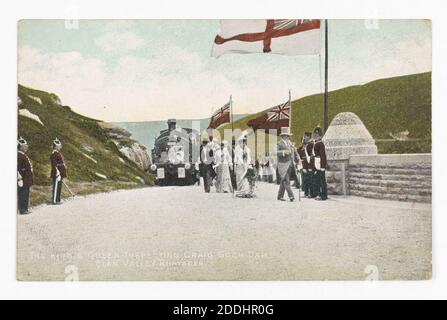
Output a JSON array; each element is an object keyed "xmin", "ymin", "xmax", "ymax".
[{"xmin": 17, "ymin": 183, "xmax": 431, "ymax": 281}]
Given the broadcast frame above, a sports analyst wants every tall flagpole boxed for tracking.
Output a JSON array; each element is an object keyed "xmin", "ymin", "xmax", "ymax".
[
  {"xmin": 288, "ymin": 89, "xmax": 292, "ymax": 130},
  {"xmin": 230, "ymin": 95, "xmax": 236, "ymax": 193},
  {"xmin": 230, "ymin": 95, "xmax": 234, "ymax": 135},
  {"xmin": 324, "ymin": 19, "xmax": 329, "ymax": 133}
]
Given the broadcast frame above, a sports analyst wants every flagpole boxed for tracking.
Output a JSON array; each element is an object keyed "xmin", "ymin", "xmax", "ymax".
[
  {"xmin": 230, "ymin": 95, "xmax": 236, "ymax": 194},
  {"xmin": 324, "ymin": 19, "xmax": 329, "ymax": 133},
  {"xmin": 288, "ymin": 89, "xmax": 292, "ymax": 130},
  {"xmin": 230, "ymin": 95, "xmax": 234, "ymax": 135}
]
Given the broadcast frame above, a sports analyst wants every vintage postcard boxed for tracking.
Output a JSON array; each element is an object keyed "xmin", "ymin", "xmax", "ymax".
[{"xmin": 17, "ymin": 19, "xmax": 431, "ymax": 281}]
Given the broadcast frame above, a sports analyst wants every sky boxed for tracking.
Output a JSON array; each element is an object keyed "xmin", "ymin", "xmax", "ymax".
[{"xmin": 18, "ymin": 19, "xmax": 431, "ymax": 122}]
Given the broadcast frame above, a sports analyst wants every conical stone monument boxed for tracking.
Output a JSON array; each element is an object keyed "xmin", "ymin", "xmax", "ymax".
[{"xmin": 322, "ymin": 112, "xmax": 377, "ymax": 195}]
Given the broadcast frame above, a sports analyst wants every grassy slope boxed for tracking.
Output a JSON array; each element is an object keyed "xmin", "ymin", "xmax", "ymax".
[
  {"xmin": 18, "ymin": 85, "xmax": 153, "ymax": 190},
  {"xmin": 221, "ymin": 72, "xmax": 432, "ymax": 154}
]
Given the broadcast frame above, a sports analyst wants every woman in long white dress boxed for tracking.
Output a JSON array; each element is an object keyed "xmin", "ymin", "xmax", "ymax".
[
  {"xmin": 269, "ymin": 155, "xmax": 277, "ymax": 183},
  {"xmin": 234, "ymin": 135, "xmax": 256, "ymax": 198},
  {"xmin": 214, "ymin": 141, "xmax": 233, "ymax": 193}
]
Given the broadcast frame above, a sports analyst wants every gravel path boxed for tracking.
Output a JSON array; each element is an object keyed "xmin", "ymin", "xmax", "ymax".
[{"xmin": 17, "ymin": 183, "xmax": 431, "ymax": 281}]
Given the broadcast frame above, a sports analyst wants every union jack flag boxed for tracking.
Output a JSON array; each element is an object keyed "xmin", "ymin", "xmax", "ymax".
[
  {"xmin": 208, "ymin": 101, "xmax": 231, "ymax": 129},
  {"xmin": 273, "ymin": 19, "xmax": 305, "ymax": 30},
  {"xmin": 267, "ymin": 100, "xmax": 290, "ymax": 122},
  {"xmin": 247, "ymin": 97, "xmax": 291, "ymax": 131}
]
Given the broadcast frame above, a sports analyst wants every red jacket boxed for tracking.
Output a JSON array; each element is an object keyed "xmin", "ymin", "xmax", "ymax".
[
  {"xmin": 297, "ymin": 145, "xmax": 309, "ymax": 170},
  {"xmin": 305, "ymin": 142, "xmax": 316, "ymax": 170},
  {"xmin": 50, "ymin": 150, "xmax": 67, "ymax": 178},
  {"xmin": 18, "ymin": 151, "xmax": 33, "ymax": 187},
  {"xmin": 312, "ymin": 140, "xmax": 327, "ymax": 169}
]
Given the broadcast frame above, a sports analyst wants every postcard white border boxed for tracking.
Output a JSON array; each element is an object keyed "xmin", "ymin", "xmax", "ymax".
[{"xmin": 0, "ymin": 0, "xmax": 445, "ymax": 300}]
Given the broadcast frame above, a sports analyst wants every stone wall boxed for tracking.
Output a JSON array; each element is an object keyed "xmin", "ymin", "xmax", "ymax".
[
  {"xmin": 326, "ymin": 160, "xmax": 349, "ymax": 195},
  {"xmin": 317, "ymin": 111, "xmax": 431, "ymax": 203},
  {"xmin": 348, "ymin": 154, "xmax": 432, "ymax": 203},
  {"xmin": 323, "ymin": 112, "xmax": 378, "ymax": 195}
]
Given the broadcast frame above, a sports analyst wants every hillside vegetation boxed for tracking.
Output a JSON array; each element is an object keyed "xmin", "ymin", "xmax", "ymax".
[
  {"xmin": 221, "ymin": 72, "xmax": 431, "ymax": 154},
  {"xmin": 18, "ymin": 85, "xmax": 153, "ymax": 205}
]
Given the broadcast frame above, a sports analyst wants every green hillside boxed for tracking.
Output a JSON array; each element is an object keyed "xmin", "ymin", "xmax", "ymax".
[
  {"xmin": 18, "ymin": 85, "xmax": 153, "ymax": 205},
  {"xmin": 221, "ymin": 72, "xmax": 431, "ymax": 154}
]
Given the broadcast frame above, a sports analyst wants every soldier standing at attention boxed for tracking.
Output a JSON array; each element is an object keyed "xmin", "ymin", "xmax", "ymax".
[
  {"xmin": 50, "ymin": 137, "xmax": 67, "ymax": 205},
  {"xmin": 297, "ymin": 132, "xmax": 312, "ymax": 195},
  {"xmin": 305, "ymin": 132, "xmax": 317, "ymax": 198},
  {"xmin": 17, "ymin": 137, "xmax": 33, "ymax": 215},
  {"xmin": 312, "ymin": 127, "xmax": 328, "ymax": 201}
]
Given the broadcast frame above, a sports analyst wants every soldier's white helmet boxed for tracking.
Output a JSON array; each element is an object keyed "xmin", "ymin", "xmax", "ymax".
[
  {"xmin": 53, "ymin": 137, "xmax": 62, "ymax": 148},
  {"xmin": 17, "ymin": 136, "xmax": 28, "ymax": 149}
]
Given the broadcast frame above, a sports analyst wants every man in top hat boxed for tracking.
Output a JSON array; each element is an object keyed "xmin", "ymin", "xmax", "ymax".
[
  {"xmin": 312, "ymin": 127, "xmax": 328, "ymax": 201},
  {"xmin": 199, "ymin": 136, "xmax": 216, "ymax": 193},
  {"xmin": 298, "ymin": 132, "xmax": 312, "ymax": 196},
  {"xmin": 17, "ymin": 137, "xmax": 33, "ymax": 214},
  {"xmin": 50, "ymin": 137, "xmax": 67, "ymax": 205},
  {"xmin": 276, "ymin": 127, "xmax": 299, "ymax": 202}
]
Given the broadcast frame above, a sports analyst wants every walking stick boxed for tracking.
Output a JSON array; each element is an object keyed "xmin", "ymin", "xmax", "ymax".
[{"xmin": 62, "ymin": 180, "xmax": 75, "ymax": 197}]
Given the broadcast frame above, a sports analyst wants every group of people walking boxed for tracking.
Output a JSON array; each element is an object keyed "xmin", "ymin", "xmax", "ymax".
[
  {"xmin": 198, "ymin": 126, "xmax": 328, "ymax": 202},
  {"xmin": 199, "ymin": 134, "xmax": 256, "ymax": 198},
  {"xmin": 17, "ymin": 137, "xmax": 67, "ymax": 215},
  {"xmin": 17, "ymin": 126, "xmax": 327, "ymax": 214}
]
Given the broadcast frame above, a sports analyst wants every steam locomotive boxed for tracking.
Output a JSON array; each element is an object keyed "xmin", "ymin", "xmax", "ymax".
[{"xmin": 149, "ymin": 119, "xmax": 200, "ymax": 186}]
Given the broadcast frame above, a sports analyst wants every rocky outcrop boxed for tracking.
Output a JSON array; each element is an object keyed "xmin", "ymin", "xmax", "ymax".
[
  {"xmin": 118, "ymin": 143, "xmax": 150, "ymax": 171},
  {"xmin": 99, "ymin": 122, "xmax": 151, "ymax": 171}
]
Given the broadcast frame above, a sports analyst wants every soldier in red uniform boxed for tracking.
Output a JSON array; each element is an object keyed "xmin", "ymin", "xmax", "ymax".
[
  {"xmin": 297, "ymin": 132, "xmax": 312, "ymax": 196},
  {"xmin": 50, "ymin": 138, "xmax": 67, "ymax": 205},
  {"xmin": 312, "ymin": 127, "xmax": 328, "ymax": 201},
  {"xmin": 304, "ymin": 133, "xmax": 318, "ymax": 198},
  {"xmin": 17, "ymin": 137, "xmax": 33, "ymax": 215}
]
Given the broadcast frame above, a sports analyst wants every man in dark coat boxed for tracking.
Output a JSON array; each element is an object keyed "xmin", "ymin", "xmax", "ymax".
[
  {"xmin": 312, "ymin": 127, "xmax": 328, "ymax": 201},
  {"xmin": 50, "ymin": 137, "xmax": 67, "ymax": 204},
  {"xmin": 199, "ymin": 137, "xmax": 215, "ymax": 193},
  {"xmin": 17, "ymin": 137, "xmax": 33, "ymax": 214}
]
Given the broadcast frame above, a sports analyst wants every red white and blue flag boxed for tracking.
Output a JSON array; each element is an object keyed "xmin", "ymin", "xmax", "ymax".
[
  {"xmin": 212, "ymin": 19, "xmax": 321, "ymax": 57},
  {"xmin": 208, "ymin": 101, "xmax": 231, "ymax": 129},
  {"xmin": 247, "ymin": 99, "xmax": 291, "ymax": 131},
  {"xmin": 267, "ymin": 100, "xmax": 290, "ymax": 122}
]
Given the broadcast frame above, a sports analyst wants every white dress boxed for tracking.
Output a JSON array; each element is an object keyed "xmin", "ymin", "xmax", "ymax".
[
  {"xmin": 234, "ymin": 144, "xmax": 255, "ymax": 197},
  {"xmin": 215, "ymin": 147, "xmax": 233, "ymax": 193}
]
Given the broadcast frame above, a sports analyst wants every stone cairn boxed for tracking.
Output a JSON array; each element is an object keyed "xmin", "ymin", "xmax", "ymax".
[{"xmin": 322, "ymin": 112, "xmax": 378, "ymax": 195}]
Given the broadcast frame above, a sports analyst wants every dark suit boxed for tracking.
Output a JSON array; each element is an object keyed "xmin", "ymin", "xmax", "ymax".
[
  {"xmin": 199, "ymin": 144, "xmax": 215, "ymax": 193},
  {"xmin": 17, "ymin": 151, "xmax": 33, "ymax": 214}
]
